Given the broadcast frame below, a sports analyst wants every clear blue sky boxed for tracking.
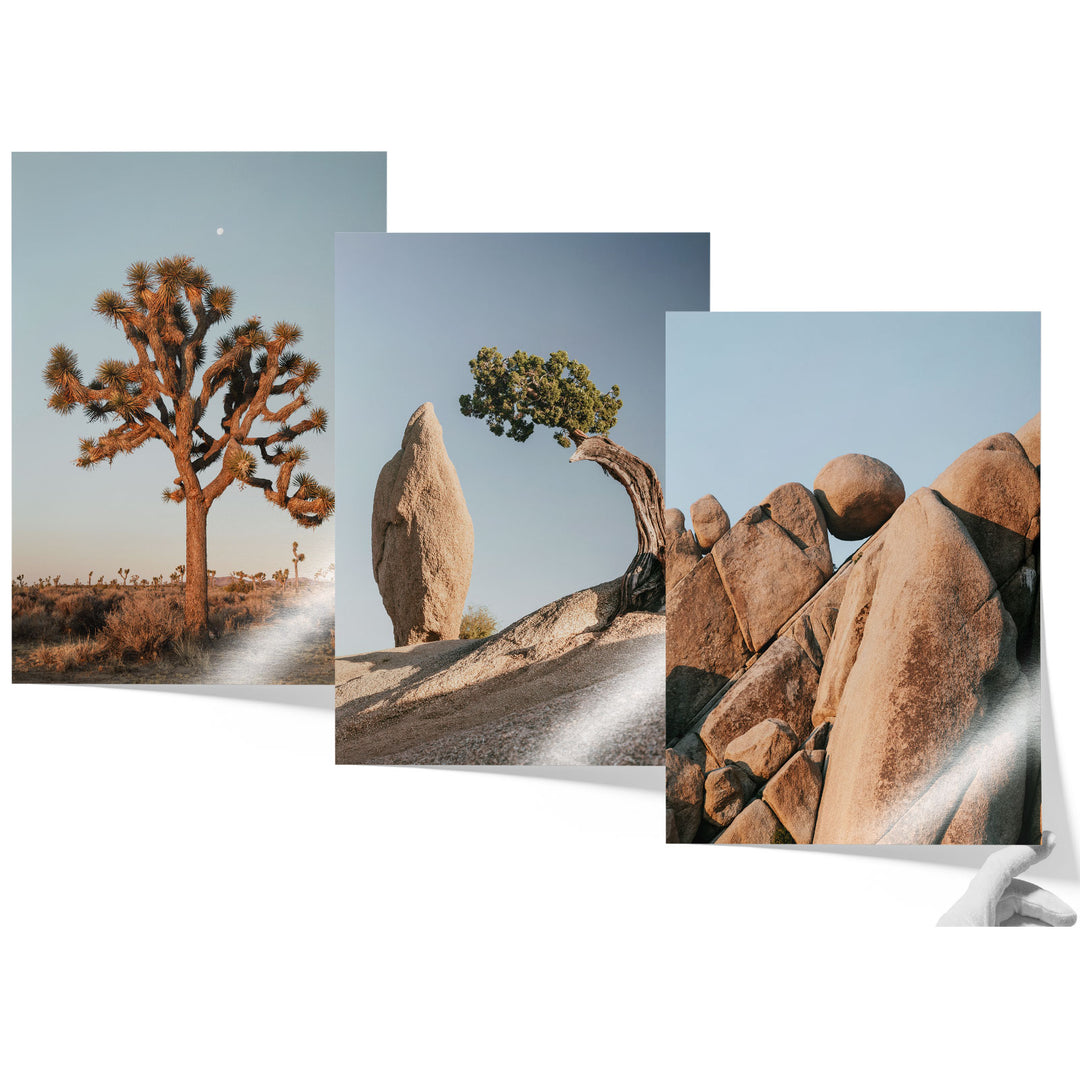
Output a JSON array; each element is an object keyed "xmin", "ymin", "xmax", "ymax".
[
  {"xmin": 336, "ymin": 233, "xmax": 709, "ymax": 654},
  {"xmin": 666, "ymin": 312, "xmax": 1041, "ymax": 567},
  {"xmin": 12, "ymin": 152, "xmax": 385, "ymax": 585}
]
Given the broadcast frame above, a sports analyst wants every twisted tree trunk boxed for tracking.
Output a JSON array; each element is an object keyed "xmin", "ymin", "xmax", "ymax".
[
  {"xmin": 569, "ymin": 431, "xmax": 667, "ymax": 615},
  {"xmin": 184, "ymin": 494, "xmax": 210, "ymax": 638}
]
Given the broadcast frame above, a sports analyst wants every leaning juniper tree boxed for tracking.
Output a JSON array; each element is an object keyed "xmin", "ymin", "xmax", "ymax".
[
  {"xmin": 459, "ymin": 347, "xmax": 666, "ymax": 614},
  {"xmin": 43, "ymin": 256, "xmax": 334, "ymax": 638}
]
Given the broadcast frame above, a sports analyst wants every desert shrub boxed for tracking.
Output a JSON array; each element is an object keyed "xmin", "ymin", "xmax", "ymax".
[
  {"xmin": 28, "ymin": 637, "xmax": 107, "ymax": 671},
  {"xmin": 102, "ymin": 592, "xmax": 184, "ymax": 658},
  {"xmin": 53, "ymin": 591, "xmax": 120, "ymax": 636},
  {"xmin": 13, "ymin": 591, "xmax": 50, "ymax": 620},
  {"xmin": 12, "ymin": 610, "xmax": 59, "ymax": 642},
  {"xmin": 224, "ymin": 580, "xmax": 254, "ymax": 594},
  {"xmin": 459, "ymin": 604, "xmax": 498, "ymax": 640}
]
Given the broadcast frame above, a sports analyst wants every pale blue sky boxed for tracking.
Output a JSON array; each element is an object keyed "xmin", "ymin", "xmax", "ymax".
[
  {"xmin": 12, "ymin": 152, "xmax": 385, "ymax": 584},
  {"xmin": 666, "ymin": 312, "xmax": 1040, "ymax": 566},
  {"xmin": 336, "ymin": 233, "xmax": 709, "ymax": 654}
]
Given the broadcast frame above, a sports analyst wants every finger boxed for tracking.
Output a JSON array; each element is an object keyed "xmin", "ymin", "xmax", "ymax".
[
  {"xmin": 967, "ymin": 830, "xmax": 1055, "ymax": 901},
  {"xmin": 937, "ymin": 831, "xmax": 1057, "ymax": 926},
  {"xmin": 998, "ymin": 878, "xmax": 1077, "ymax": 927}
]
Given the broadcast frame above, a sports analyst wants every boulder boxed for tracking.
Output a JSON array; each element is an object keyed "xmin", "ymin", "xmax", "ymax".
[
  {"xmin": 666, "ymin": 748, "xmax": 705, "ymax": 843},
  {"xmin": 930, "ymin": 432, "xmax": 1040, "ymax": 585},
  {"xmin": 699, "ymin": 635, "xmax": 820, "ymax": 763},
  {"xmin": 722, "ymin": 718, "xmax": 801, "ymax": 786},
  {"xmin": 671, "ymin": 731, "xmax": 707, "ymax": 771},
  {"xmin": 666, "ymin": 807, "xmax": 680, "ymax": 844},
  {"xmin": 712, "ymin": 484, "xmax": 833, "ymax": 653},
  {"xmin": 666, "ymin": 553, "xmax": 752, "ymax": 736},
  {"xmin": 703, "ymin": 765, "xmax": 755, "ymax": 829},
  {"xmin": 813, "ymin": 454, "xmax": 905, "ymax": 541},
  {"xmin": 664, "ymin": 507, "xmax": 687, "ymax": 535},
  {"xmin": 779, "ymin": 558, "xmax": 853, "ymax": 671},
  {"xmin": 372, "ymin": 403, "xmax": 474, "ymax": 646},
  {"xmin": 762, "ymin": 749, "xmax": 824, "ymax": 844},
  {"xmin": 667, "ymin": 527, "xmax": 704, "ymax": 590},
  {"xmin": 812, "ymin": 488, "xmax": 1024, "ymax": 844},
  {"xmin": 804, "ymin": 721, "xmax": 831, "ymax": 753},
  {"xmin": 690, "ymin": 494, "xmax": 731, "ymax": 552},
  {"xmin": 1015, "ymin": 412, "xmax": 1040, "ymax": 468},
  {"xmin": 714, "ymin": 799, "xmax": 792, "ymax": 844}
]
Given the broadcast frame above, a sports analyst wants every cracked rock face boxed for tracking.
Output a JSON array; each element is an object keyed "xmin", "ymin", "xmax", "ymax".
[{"xmin": 372, "ymin": 403, "xmax": 474, "ymax": 646}]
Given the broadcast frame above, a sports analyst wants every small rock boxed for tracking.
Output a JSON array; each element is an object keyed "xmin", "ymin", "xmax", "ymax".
[
  {"xmin": 690, "ymin": 494, "xmax": 731, "ymax": 552},
  {"xmin": 703, "ymin": 766, "xmax": 755, "ymax": 829},
  {"xmin": 666, "ymin": 748, "xmax": 704, "ymax": 843},
  {"xmin": 722, "ymin": 718, "xmax": 800, "ymax": 786},
  {"xmin": 813, "ymin": 454, "xmax": 905, "ymax": 541},
  {"xmin": 762, "ymin": 750, "xmax": 824, "ymax": 844},
  {"xmin": 714, "ymin": 799, "xmax": 792, "ymax": 844},
  {"xmin": 667, "ymin": 528, "xmax": 704, "ymax": 590},
  {"xmin": 664, "ymin": 507, "xmax": 687, "ymax": 535}
]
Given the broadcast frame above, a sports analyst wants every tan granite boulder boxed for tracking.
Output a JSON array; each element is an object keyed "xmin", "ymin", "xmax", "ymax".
[
  {"xmin": 712, "ymin": 483, "xmax": 833, "ymax": 654},
  {"xmin": 699, "ymin": 635, "xmax": 820, "ymax": 763},
  {"xmin": 372, "ymin": 403, "xmax": 474, "ymax": 646},
  {"xmin": 1015, "ymin": 412, "xmax": 1040, "ymax": 468},
  {"xmin": 667, "ymin": 527, "xmax": 704, "ymax": 590},
  {"xmin": 762, "ymin": 749, "xmax": 824, "ymax": 844},
  {"xmin": 703, "ymin": 765, "xmax": 755, "ymax": 829},
  {"xmin": 813, "ymin": 454, "xmax": 905, "ymax": 541},
  {"xmin": 930, "ymin": 432, "xmax": 1040, "ymax": 585},
  {"xmin": 812, "ymin": 488, "xmax": 1024, "ymax": 844},
  {"xmin": 723, "ymin": 718, "xmax": 801, "ymax": 786},
  {"xmin": 714, "ymin": 799, "xmax": 792, "ymax": 844},
  {"xmin": 666, "ymin": 552, "xmax": 751, "ymax": 735},
  {"xmin": 690, "ymin": 494, "xmax": 730, "ymax": 552},
  {"xmin": 666, "ymin": 748, "xmax": 705, "ymax": 843}
]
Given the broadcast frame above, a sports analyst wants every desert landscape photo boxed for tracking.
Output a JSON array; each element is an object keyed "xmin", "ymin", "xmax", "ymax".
[
  {"xmin": 11, "ymin": 152, "xmax": 385, "ymax": 683},
  {"xmin": 665, "ymin": 312, "xmax": 1041, "ymax": 845},
  {"xmin": 334, "ymin": 232, "xmax": 708, "ymax": 764}
]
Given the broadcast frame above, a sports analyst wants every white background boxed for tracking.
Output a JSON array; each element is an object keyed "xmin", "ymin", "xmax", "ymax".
[{"xmin": 3, "ymin": 3, "xmax": 1079, "ymax": 1077}]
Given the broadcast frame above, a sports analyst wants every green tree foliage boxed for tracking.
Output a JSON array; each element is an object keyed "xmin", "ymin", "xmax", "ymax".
[
  {"xmin": 458, "ymin": 348, "xmax": 622, "ymax": 449},
  {"xmin": 459, "ymin": 604, "xmax": 498, "ymax": 640}
]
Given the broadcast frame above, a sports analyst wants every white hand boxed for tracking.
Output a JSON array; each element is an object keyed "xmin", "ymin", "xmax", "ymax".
[{"xmin": 937, "ymin": 831, "xmax": 1076, "ymax": 926}]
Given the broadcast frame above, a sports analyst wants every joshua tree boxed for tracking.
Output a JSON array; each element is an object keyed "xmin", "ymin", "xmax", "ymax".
[
  {"xmin": 44, "ymin": 255, "xmax": 334, "ymax": 637},
  {"xmin": 459, "ymin": 347, "xmax": 666, "ymax": 613},
  {"xmin": 175, "ymin": 564, "xmax": 186, "ymax": 586},
  {"xmin": 272, "ymin": 568, "xmax": 289, "ymax": 591},
  {"xmin": 206, "ymin": 569, "xmax": 216, "ymax": 587},
  {"xmin": 253, "ymin": 571, "xmax": 267, "ymax": 589},
  {"xmin": 96, "ymin": 576, "xmax": 104, "ymax": 587},
  {"xmin": 291, "ymin": 540, "xmax": 305, "ymax": 590},
  {"xmin": 119, "ymin": 568, "xmax": 130, "ymax": 587}
]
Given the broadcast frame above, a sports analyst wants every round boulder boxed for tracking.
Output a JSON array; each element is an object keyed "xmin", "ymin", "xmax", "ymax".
[{"xmin": 813, "ymin": 454, "xmax": 905, "ymax": 541}]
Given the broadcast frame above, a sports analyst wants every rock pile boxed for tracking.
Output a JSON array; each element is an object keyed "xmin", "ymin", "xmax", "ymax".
[
  {"xmin": 666, "ymin": 414, "xmax": 1041, "ymax": 845},
  {"xmin": 372, "ymin": 403, "xmax": 474, "ymax": 647}
]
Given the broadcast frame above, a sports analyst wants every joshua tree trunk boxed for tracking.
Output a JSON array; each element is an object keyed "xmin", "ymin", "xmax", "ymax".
[
  {"xmin": 185, "ymin": 494, "xmax": 210, "ymax": 638},
  {"xmin": 568, "ymin": 431, "xmax": 667, "ymax": 615}
]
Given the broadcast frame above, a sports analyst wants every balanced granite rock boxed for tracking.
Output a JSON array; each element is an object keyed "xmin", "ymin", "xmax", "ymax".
[
  {"xmin": 690, "ymin": 495, "xmax": 731, "ymax": 552},
  {"xmin": 372, "ymin": 403, "xmax": 474, "ymax": 646},
  {"xmin": 812, "ymin": 488, "xmax": 1025, "ymax": 844},
  {"xmin": 665, "ymin": 511, "xmax": 705, "ymax": 590},
  {"xmin": 813, "ymin": 454, "xmax": 905, "ymax": 541}
]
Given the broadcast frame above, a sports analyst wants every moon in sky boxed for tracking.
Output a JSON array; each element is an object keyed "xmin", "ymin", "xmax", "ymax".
[{"xmin": 216, "ymin": 227, "xmax": 224, "ymax": 235}]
